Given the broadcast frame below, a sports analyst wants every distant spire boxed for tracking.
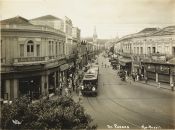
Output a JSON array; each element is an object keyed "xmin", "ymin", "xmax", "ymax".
[
  {"xmin": 93, "ymin": 26, "xmax": 97, "ymax": 39},
  {"xmin": 93, "ymin": 26, "xmax": 98, "ymax": 44}
]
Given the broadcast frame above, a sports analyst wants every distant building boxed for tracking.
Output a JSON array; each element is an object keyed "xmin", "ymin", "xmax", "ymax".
[
  {"xmin": 114, "ymin": 26, "xmax": 175, "ymax": 86},
  {"xmin": 30, "ymin": 15, "xmax": 64, "ymax": 31}
]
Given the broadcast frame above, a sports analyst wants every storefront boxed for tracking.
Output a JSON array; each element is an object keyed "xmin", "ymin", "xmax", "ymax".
[
  {"xmin": 156, "ymin": 65, "xmax": 170, "ymax": 83},
  {"xmin": 19, "ymin": 76, "xmax": 41, "ymax": 99},
  {"xmin": 60, "ymin": 63, "xmax": 69, "ymax": 84},
  {"xmin": 144, "ymin": 64, "xmax": 156, "ymax": 80},
  {"xmin": 119, "ymin": 57, "xmax": 132, "ymax": 75}
]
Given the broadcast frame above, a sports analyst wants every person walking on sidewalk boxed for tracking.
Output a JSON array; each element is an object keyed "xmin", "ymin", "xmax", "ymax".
[
  {"xmin": 145, "ymin": 76, "xmax": 148, "ymax": 84},
  {"xmin": 59, "ymin": 82, "xmax": 63, "ymax": 96},
  {"xmin": 64, "ymin": 87, "xmax": 69, "ymax": 97},
  {"xmin": 78, "ymin": 83, "xmax": 83, "ymax": 103},
  {"xmin": 157, "ymin": 82, "xmax": 161, "ymax": 88},
  {"xmin": 171, "ymin": 82, "xmax": 174, "ymax": 91}
]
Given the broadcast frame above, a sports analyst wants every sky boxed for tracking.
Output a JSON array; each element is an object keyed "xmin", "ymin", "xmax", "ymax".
[{"xmin": 0, "ymin": 0, "xmax": 175, "ymax": 39}]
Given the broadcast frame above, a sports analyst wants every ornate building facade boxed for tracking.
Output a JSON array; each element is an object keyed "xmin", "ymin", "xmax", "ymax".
[{"xmin": 0, "ymin": 15, "xmax": 81, "ymax": 101}]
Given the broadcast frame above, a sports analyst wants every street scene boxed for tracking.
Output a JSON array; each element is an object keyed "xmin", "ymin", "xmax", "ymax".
[
  {"xmin": 1, "ymin": 0, "xmax": 175, "ymax": 129},
  {"xmin": 79, "ymin": 53, "xmax": 175, "ymax": 129}
]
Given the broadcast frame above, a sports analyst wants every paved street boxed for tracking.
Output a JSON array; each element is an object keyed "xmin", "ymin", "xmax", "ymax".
[{"xmin": 80, "ymin": 54, "xmax": 175, "ymax": 129}]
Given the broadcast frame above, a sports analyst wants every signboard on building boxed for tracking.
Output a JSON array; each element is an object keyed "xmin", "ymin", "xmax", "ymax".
[
  {"xmin": 145, "ymin": 64, "xmax": 156, "ymax": 72},
  {"xmin": 156, "ymin": 65, "xmax": 170, "ymax": 74}
]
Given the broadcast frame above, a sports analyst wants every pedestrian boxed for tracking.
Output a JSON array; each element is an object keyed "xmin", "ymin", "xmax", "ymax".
[
  {"xmin": 171, "ymin": 82, "xmax": 174, "ymax": 91},
  {"xmin": 68, "ymin": 83, "xmax": 72, "ymax": 94},
  {"xmin": 56, "ymin": 87, "xmax": 59, "ymax": 96},
  {"xmin": 60, "ymin": 84, "xmax": 62, "ymax": 95},
  {"xmin": 65, "ymin": 87, "xmax": 69, "ymax": 96},
  {"xmin": 157, "ymin": 82, "xmax": 160, "ymax": 88},
  {"xmin": 78, "ymin": 87, "xmax": 83, "ymax": 103},
  {"xmin": 145, "ymin": 76, "xmax": 148, "ymax": 84},
  {"xmin": 132, "ymin": 73, "xmax": 135, "ymax": 82}
]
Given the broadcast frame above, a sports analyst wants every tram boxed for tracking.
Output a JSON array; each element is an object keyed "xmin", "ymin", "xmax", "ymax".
[{"xmin": 81, "ymin": 67, "xmax": 99, "ymax": 96}]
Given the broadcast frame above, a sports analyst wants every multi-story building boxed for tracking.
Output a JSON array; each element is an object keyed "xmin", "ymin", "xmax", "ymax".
[
  {"xmin": 64, "ymin": 16, "xmax": 73, "ymax": 56},
  {"xmin": 31, "ymin": 15, "xmax": 80, "ymax": 85},
  {"xmin": 115, "ymin": 26, "xmax": 175, "ymax": 86},
  {"xmin": 1, "ymin": 16, "xmax": 67, "ymax": 100},
  {"xmin": 0, "ymin": 14, "xmax": 83, "ymax": 101}
]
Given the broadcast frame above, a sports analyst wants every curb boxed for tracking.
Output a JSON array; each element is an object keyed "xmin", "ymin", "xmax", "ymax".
[{"xmin": 137, "ymin": 81, "xmax": 172, "ymax": 91}]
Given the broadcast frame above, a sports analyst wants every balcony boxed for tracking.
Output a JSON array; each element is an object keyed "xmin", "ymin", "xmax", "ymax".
[
  {"xmin": 13, "ymin": 54, "xmax": 66, "ymax": 64},
  {"xmin": 14, "ymin": 56, "xmax": 45, "ymax": 63},
  {"xmin": 119, "ymin": 52, "xmax": 132, "ymax": 58}
]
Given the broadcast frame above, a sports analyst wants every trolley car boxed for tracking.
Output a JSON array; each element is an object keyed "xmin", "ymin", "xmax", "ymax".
[{"xmin": 81, "ymin": 67, "xmax": 99, "ymax": 96}]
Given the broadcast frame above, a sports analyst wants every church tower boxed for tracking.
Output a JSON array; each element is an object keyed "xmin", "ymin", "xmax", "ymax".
[{"xmin": 93, "ymin": 26, "xmax": 98, "ymax": 44}]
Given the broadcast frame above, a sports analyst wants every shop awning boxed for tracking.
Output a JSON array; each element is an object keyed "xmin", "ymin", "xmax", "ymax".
[
  {"xmin": 60, "ymin": 64, "xmax": 69, "ymax": 71},
  {"xmin": 119, "ymin": 58, "xmax": 132, "ymax": 66},
  {"xmin": 69, "ymin": 62, "xmax": 74, "ymax": 68}
]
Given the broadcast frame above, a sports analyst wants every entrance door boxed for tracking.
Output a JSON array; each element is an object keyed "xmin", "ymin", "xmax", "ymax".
[
  {"xmin": 27, "ymin": 40, "xmax": 34, "ymax": 57},
  {"xmin": 172, "ymin": 47, "xmax": 175, "ymax": 56}
]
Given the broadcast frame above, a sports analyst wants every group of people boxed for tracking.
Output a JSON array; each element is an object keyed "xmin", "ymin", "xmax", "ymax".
[
  {"xmin": 101, "ymin": 62, "xmax": 110, "ymax": 68},
  {"xmin": 55, "ymin": 70, "xmax": 83, "ymax": 102},
  {"xmin": 131, "ymin": 72, "xmax": 144, "ymax": 82}
]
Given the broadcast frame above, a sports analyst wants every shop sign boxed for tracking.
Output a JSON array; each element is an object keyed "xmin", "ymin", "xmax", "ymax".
[
  {"xmin": 171, "ymin": 67, "xmax": 175, "ymax": 75},
  {"xmin": 156, "ymin": 65, "xmax": 169, "ymax": 74},
  {"xmin": 146, "ymin": 64, "xmax": 155, "ymax": 72}
]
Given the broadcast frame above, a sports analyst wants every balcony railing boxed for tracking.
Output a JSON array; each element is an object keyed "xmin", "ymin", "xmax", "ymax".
[
  {"xmin": 13, "ymin": 54, "xmax": 66, "ymax": 63},
  {"xmin": 119, "ymin": 52, "xmax": 132, "ymax": 58},
  {"xmin": 1, "ymin": 24, "xmax": 65, "ymax": 36},
  {"xmin": 14, "ymin": 56, "xmax": 46, "ymax": 63},
  {"xmin": 119, "ymin": 52, "xmax": 168, "ymax": 63}
]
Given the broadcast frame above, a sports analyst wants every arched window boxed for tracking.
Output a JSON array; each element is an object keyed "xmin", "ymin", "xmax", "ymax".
[{"xmin": 27, "ymin": 40, "xmax": 34, "ymax": 56}]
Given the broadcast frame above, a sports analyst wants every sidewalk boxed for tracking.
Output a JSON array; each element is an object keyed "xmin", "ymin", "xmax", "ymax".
[
  {"xmin": 114, "ymin": 69, "xmax": 173, "ymax": 91},
  {"xmin": 125, "ymin": 76, "xmax": 173, "ymax": 91},
  {"xmin": 138, "ymin": 80, "xmax": 173, "ymax": 90}
]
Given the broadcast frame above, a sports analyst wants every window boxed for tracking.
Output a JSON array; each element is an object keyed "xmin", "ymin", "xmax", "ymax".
[
  {"xmin": 56, "ymin": 42, "xmax": 57, "ymax": 55},
  {"xmin": 20, "ymin": 44, "xmax": 24, "ymax": 57},
  {"xmin": 140, "ymin": 47, "xmax": 143, "ymax": 54},
  {"xmin": 137, "ymin": 47, "xmax": 139, "ymax": 54},
  {"xmin": 157, "ymin": 46, "xmax": 161, "ymax": 53},
  {"xmin": 49, "ymin": 42, "xmax": 51, "ymax": 56},
  {"xmin": 165, "ymin": 46, "xmax": 169, "ymax": 54},
  {"xmin": 27, "ymin": 40, "xmax": 34, "ymax": 56},
  {"xmin": 152, "ymin": 47, "xmax": 156, "ymax": 53},
  {"xmin": 148, "ymin": 47, "xmax": 151, "ymax": 54},
  {"xmin": 1, "ymin": 40, "xmax": 2, "ymax": 57},
  {"xmin": 134, "ymin": 47, "xmax": 136, "ymax": 54},
  {"xmin": 52, "ymin": 41, "xmax": 54, "ymax": 55},
  {"xmin": 36, "ymin": 45, "xmax": 40, "ymax": 56}
]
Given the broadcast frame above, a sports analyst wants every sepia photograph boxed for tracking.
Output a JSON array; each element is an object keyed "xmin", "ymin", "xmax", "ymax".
[{"xmin": 0, "ymin": 0, "xmax": 175, "ymax": 129}]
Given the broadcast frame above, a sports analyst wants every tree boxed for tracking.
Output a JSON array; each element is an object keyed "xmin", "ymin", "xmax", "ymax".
[{"xmin": 1, "ymin": 96, "xmax": 97, "ymax": 129}]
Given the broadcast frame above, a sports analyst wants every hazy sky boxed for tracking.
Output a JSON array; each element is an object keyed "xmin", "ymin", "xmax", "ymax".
[{"xmin": 0, "ymin": 0, "xmax": 175, "ymax": 38}]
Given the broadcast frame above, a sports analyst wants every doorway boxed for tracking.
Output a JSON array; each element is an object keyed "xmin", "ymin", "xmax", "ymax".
[{"xmin": 172, "ymin": 47, "xmax": 175, "ymax": 56}]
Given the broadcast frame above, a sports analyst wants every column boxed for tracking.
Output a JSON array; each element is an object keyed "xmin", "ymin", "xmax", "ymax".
[
  {"xmin": 41, "ymin": 73, "xmax": 49, "ymax": 96},
  {"xmin": 12, "ymin": 79, "xmax": 19, "ymax": 99},
  {"xmin": 170, "ymin": 74, "xmax": 174, "ymax": 85},
  {"xmin": 54, "ymin": 72, "xmax": 57, "ymax": 92},
  {"xmin": 5, "ymin": 80, "xmax": 10, "ymax": 100},
  {"xmin": 156, "ymin": 73, "xmax": 158, "ymax": 83},
  {"xmin": 57, "ymin": 70, "xmax": 60, "ymax": 86}
]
